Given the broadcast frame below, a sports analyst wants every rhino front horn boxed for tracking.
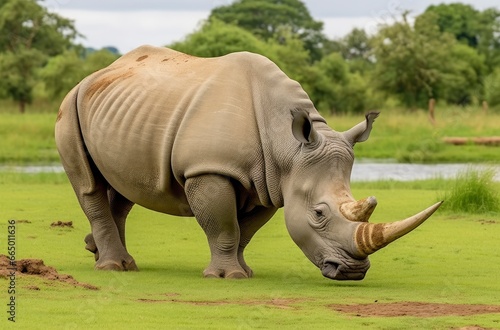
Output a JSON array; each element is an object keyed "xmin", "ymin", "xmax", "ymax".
[{"xmin": 354, "ymin": 201, "xmax": 443, "ymax": 257}]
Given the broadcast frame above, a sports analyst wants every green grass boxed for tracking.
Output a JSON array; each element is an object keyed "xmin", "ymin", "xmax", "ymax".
[
  {"xmin": 0, "ymin": 112, "xmax": 60, "ymax": 165},
  {"xmin": 330, "ymin": 106, "xmax": 500, "ymax": 163},
  {"xmin": 1, "ymin": 174, "xmax": 500, "ymax": 329},
  {"xmin": 439, "ymin": 168, "xmax": 500, "ymax": 214},
  {"xmin": 1, "ymin": 101, "xmax": 500, "ymax": 165}
]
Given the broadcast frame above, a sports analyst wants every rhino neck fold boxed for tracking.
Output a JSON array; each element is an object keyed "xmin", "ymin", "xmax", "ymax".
[{"xmin": 250, "ymin": 76, "xmax": 313, "ymax": 209}]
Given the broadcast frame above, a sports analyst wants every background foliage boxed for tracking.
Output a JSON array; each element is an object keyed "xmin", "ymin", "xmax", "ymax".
[{"xmin": 0, "ymin": 0, "xmax": 499, "ymax": 114}]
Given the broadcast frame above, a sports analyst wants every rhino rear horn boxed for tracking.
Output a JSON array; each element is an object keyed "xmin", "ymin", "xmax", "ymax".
[{"xmin": 340, "ymin": 196, "xmax": 378, "ymax": 222}]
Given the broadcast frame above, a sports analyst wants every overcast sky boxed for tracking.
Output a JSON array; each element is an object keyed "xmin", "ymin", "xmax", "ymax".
[{"xmin": 42, "ymin": 0, "xmax": 499, "ymax": 53}]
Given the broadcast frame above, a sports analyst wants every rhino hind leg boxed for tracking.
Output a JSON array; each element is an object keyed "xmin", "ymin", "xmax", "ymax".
[
  {"xmin": 185, "ymin": 175, "xmax": 248, "ymax": 279},
  {"xmin": 55, "ymin": 86, "xmax": 136, "ymax": 271},
  {"xmin": 79, "ymin": 175, "xmax": 138, "ymax": 271},
  {"xmin": 84, "ymin": 233, "xmax": 99, "ymax": 261},
  {"xmin": 84, "ymin": 187, "xmax": 135, "ymax": 266},
  {"xmin": 107, "ymin": 187, "xmax": 134, "ymax": 249}
]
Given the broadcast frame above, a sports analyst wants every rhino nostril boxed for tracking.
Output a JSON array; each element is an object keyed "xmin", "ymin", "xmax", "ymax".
[
  {"xmin": 321, "ymin": 260, "xmax": 369, "ymax": 281},
  {"xmin": 321, "ymin": 261, "xmax": 340, "ymax": 278},
  {"xmin": 327, "ymin": 261, "xmax": 340, "ymax": 270}
]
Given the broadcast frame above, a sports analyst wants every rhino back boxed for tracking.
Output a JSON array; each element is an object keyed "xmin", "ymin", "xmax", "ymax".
[{"xmin": 76, "ymin": 46, "xmax": 277, "ymax": 213}]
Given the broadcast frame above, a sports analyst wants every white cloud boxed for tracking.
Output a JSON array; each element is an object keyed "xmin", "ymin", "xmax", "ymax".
[
  {"xmin": 58, "ymin": 9, "xmax": 209, "ymax": 53},
  {"xmin": 52, "ymin": 0, "xmax": 499, "ymax": 54},
  {"xmin": 322, "ymin": 17, "xmax": 380, "ymax": 39},
  {"xmin": 58, "ymin": 9, "xmax": 393, "ymax": 53}
]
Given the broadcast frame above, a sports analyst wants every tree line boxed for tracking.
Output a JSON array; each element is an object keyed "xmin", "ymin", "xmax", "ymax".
[{"xmin": 1, "ymin": 0, "xmax": 499, "ymax": 113}]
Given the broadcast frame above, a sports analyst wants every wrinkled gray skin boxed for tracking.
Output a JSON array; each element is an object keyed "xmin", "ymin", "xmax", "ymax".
[{"xmin": 55, "ymin": 46, "xmax": 438, "ymax": 280}]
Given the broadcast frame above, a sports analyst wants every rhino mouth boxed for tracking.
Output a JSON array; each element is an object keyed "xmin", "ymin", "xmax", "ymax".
[{"xmin": 321, "ymin": 258, "xmax": 370, "ymax": 281}]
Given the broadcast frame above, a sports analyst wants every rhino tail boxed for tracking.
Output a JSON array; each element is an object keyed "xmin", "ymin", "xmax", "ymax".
[{"xmin": 55, "ymin": 84, "xmax": 99, "ymax": 195}]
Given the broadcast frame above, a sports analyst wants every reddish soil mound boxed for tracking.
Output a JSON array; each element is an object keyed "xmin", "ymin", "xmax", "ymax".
[
  {"xmin": 50, "ymin": 221, "xmax": 73, "ymax": 228},
  {"xmin": 0, "ymin": 255, "xmax": 97, "ymax": 290},
  {"xmin": 329, "ymin": 301, "xmax": 500, "ymax": 317}
]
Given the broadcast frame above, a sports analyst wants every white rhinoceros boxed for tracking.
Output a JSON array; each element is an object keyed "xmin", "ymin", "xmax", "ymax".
[{"xmin": 55, "ymin": 45, "xmax": 442, "ymax": 280}]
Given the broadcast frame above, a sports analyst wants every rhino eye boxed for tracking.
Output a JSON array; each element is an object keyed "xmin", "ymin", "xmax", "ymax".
[
  {"xmin": 313, "ymin": 204, "xmax": 331, "ymax": 220},
  {"xmin": 310, "ymin": 206, "xmax": 329, "ymax": 230}
]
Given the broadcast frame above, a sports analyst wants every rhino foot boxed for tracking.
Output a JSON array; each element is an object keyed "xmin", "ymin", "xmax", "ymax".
[
  {"xmin": 95, "ymin": 258, "xmax": 139, "ymax": 271},
  {"xmin": 84, "ymin": 233, "xmax": 100, "ymax": 261},
  {"xmin": 238, "ymin": 259, "xmax": 254, "ymax": 278},
  {"xmin": 203, "ymin": 268, "xmax": 248, "ymax": 279},
  {"xmin": 85, "ymin": 233, "xmax": 138, "ymax": 271},
  {"xmin": 243, "ymin": 267, "xmax": 254, "ymax": 278}
]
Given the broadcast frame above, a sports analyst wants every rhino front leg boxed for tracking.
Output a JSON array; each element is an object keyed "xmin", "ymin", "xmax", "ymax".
[
  {"xmin": 237, "ymin": 207, "xmax": 277, "ymax": 277},
  {"xmin": 185, "ymin": 175, "xmax": 247, "ymax": 279}
]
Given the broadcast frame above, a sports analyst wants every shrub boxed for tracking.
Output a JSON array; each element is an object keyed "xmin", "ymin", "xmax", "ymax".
[
  {"xmin": 484, "ymin": 68, "xmax": 500, "ymax": 111},
  {"xmin": 439, "ymin": 168, "xmax": 500, "ymax": 214},
  {"xmin": 397, "ymin": 137, "xmax": 444, "ymax": 163}
]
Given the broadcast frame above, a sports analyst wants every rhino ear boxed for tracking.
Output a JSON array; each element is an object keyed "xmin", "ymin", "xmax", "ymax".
[
  {"xmin": 291, "ymin": 109, "xmax": 319, "ymax": 145},
  {"xmin": 343, "ymin": 111, "xmax": 380, "ymax": 145}
]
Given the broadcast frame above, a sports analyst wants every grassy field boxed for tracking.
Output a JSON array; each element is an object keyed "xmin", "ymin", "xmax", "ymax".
[
  {"xmin": 330, "ymin": 107, "xmax": 500, "ymax": 163},
  {"xmin": 1, "ymin": 100, "xmax": 500, "ymax": 164},
  {"xmin": 1, "ymin": 100, "xmax": 499, "ymax": 328},
  {"xmin": 1, "ymin": 174, "xmax": 499, "ymax": 329}
]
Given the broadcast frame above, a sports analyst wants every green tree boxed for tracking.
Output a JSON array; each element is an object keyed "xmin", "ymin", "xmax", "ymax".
[
  {"xmin": 476, "ymin": 8, "xmax": 500, "ymax": 70},
  {"xmin": 425, "ymin": 3, "xmax": 500, "ymax": 70},
  {"xmin": 484, "ymin": 68, "xmax": 500, "ymax": 110},
  {"xmin": 331, "ymin": 28, "xmax": 371, "ymax": 61},
  {"xmin": 173, "ymin": 20, "xmax": 311, "ymax": 73},
  {"xmin": 308, "ymin": 52, "xmax": 379, "ymax": 114},
  {"xmin": 328, "ymin": 28, "xmax": 374, "ymax": 74},
  {"xmin": 266, "ymin": 25, "xmax": 314, "ymax": 90},
  {"xmin": 169, "ymin": 19, "xmax": 271, "ymax": 58},
  {"xmin": 37, "ymin": 50, "xmax": 81, "ymax": 100},
  {"xmin": 170, "ymin": 19, "xmax": 314, "ymax": 91},
  {"xmin": 209, "ymin": 0, "xmax": 326, "ymax": 62},
  {"xmin": 0, "ymin": 0, "xmax": 78, "ymax": 112},
  {"xmin": 425, "ymin": 3, "xmax": 482, "ymax": 47},
  {"xmin": 39, "ymin": 49, "xmax": 119, "ymax": 100},
  {"xmin": 170, "ymin": 19, "xmax": 376, "ymax": 114},
  {"xmin": 371, "ymin": 12, "xmax": 459, "ymax": 109},
  {"xmin": 437, "ymin": 43, "xmax": 485, "ymax": 105}
]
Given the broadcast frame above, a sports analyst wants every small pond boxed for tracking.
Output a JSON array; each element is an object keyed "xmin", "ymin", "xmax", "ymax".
[
  {"xmin": 2, "ymin": 162, "xmax": 500, "ymax": 182},
  {"xmin": 351, "ymin": 161, "xmax": 500, "ymax": 182}
]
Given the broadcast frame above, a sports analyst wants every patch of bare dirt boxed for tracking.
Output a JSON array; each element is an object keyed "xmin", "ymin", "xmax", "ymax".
[
  {"xmin": 0, "ymin": 255, "xmax": 97, "ymax": 290},
  {"xmin": 137, "ymin": 296, "xmax": 306, "ymax": 310},
  {"xmin": 329, "ymin": 302, "xmax": 500, "ymax": 317},
  {"xmin": 25, "ymin": 285, "xmax": 41, "ymax": 291},
  {"xmin": 478, "ymin": 219, "xmax": 498, "ymax": 225},
  {"xmin": 50, "ymin": 221, "xmax": 73, "ymax": 228}
]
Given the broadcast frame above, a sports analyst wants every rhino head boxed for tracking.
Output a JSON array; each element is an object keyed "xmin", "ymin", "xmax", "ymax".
[{"xmin": 283, "ymin": 110, "xmax": 442, "ymax": 280}]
